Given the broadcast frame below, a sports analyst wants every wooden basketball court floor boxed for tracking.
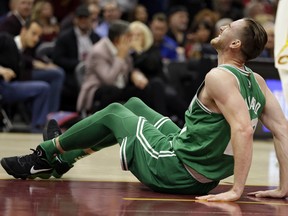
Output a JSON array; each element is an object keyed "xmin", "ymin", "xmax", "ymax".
[{"xmin": 0, "ymin": 132, "xmax": 287, "ymax": 215}]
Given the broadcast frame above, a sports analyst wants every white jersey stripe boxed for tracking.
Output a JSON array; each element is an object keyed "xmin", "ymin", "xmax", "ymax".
[
  {"xmin": 154, "ymin": 117, "xmax": 170, "ymax": 129},
  {"xmin": 120, "ymin": 137, "xmax": 128, "ymax": 170},
  {"xmin": 136, "ymin": 117, "xmax": 176, "ymax": 159}
]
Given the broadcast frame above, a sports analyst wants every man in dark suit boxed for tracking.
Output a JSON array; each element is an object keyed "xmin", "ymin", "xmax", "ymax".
[
  {"xmin": 0, "ymin": 0, "xmax": 34, "ymax": 36},
  {"xmin": 52, "ymin": 4, "xmax": 100, "ymax": 111}
]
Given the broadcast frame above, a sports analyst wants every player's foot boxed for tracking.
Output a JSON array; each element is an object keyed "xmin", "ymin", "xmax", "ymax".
[
  {"xmin": 53, "ymin": 155, "xmax": 74, "ymax": 178},
  {"xmin": 43, "ymin": 119, "xmax": 62, "ymax": 141},
  {"xmin": 42, "ymin": 119, "xmax": 73, "ymax": 178},
  {"xmin": 0, "ymin": 146, "xmax": 53, "ymax": 180}
]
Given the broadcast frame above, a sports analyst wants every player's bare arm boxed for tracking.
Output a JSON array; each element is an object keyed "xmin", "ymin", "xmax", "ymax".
[
  {"xmin": 196, "ymin": 68, "xmax": 254, "ymax": 201},
  {"xmin": 248, "ymin": 73, "xmax": 288, "ymax": 198}
]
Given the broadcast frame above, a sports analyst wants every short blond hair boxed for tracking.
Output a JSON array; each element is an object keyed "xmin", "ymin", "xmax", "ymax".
[{"xmin": 129, "ymin": 21, "xmax": 153, "ymax": 52}]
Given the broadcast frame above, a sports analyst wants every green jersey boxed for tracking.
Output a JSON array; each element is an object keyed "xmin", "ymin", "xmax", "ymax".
[{"xmin": 173, "ymin": 64, "xmax": 266, "ymax": 181}]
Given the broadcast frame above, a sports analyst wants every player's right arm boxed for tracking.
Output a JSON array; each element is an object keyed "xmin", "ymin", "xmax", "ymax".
[{"xmin": 248, "ymin": 73, "xmax": 288, "ymax": 198}]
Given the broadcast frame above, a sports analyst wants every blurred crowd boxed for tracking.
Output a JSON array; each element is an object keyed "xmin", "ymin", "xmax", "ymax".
[{"xmin": 0, "ymin": 0, "xmax": 279, "ymax": 132}]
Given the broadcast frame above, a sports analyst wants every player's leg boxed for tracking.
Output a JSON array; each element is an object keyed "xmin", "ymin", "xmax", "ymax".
[
  {"xmin": 0, "ymin": 102, "xmax": 140, "ymax": 179},
  {"xmin": 123, "ymin": 97, "xmax": 181, "ymax": 135},
  {"xmin": 54, "ymin": 97, "xmax": 181, "ymax": 178}
]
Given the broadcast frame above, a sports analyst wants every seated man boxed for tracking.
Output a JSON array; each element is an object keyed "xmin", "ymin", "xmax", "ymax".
[
  {"xmin": 77, "ymin": 20, "xmax": 168, "ymax": 116},
  {"xmin": 15, "ymin": 19, "xmax": 64, "ymax": 113},
  {"xmin": 0, "ymin": 0, "xmax": 34, "ymax": 36},
  {"xmin": 52, "ymin": 4, "xmax": 100, "ymax": 111},
  {"xmin": 2, "ymin": 18, "xmax": 288, "ymax": 202},
  {"xmin": 0, "ymin": 32, "xmax": 50, "ymax": 132}
]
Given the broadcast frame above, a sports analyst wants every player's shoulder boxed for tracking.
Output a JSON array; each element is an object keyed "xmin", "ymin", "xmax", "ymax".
[
  {"xmin": 205, "ymin": 67, "xmax": 235, "ymax": 83},
  {"xmin": 252, "ymin": 72, "xmax": 267, "ymax": 90}
]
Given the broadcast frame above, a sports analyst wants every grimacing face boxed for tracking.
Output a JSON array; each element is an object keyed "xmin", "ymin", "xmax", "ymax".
[{"xmin": 210, "ymin": 19, "xmax": 244, "ymax": 50}]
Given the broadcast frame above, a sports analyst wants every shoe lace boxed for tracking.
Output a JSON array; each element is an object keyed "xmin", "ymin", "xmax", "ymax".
[{"xmin": 18, "ymin": 149, "xmax": 39, "ymax": 165}]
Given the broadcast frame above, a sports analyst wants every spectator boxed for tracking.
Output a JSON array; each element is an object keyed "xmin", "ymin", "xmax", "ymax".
[
  {"xmin": 0, "ymin": 0, "xmax": 34, "ymax": 36},
  {"xmin": 95, "ymin": 0, "xmax": 121, "ymax": 38},
  {"xmin": 211, "ymin": 0, "xmax": 244, "ymax": 20},
  {"xmin": 166, "ymin": 5, "xmax": 189, "ymax": 47},
  {"xmin": 259, "ymin": 21, "xmax": 275, "ymax": 59},
  {"xmin": 15, "ymin": 19, "xmax": 65, "ymax": 113},
  {"xmin": 185, "ymin": 20, "xmax": 216, "ymax": 60},
  {"xmin": 0, "ymin": 32, "xmax": 50, "ymax": 133},
  {"xmin": 244, "ymin": 1, "xmax": 266, "ymax": 19},
  {"xmin": 77, "ymin": 20, "xmax": 174, "ymax": 119},
  {"xmin": 77, "ymin": 19, "xmax": 133, "ymax": 113},
  {"xmin": 149, "ymin": 13, "xmax": 178, "ymax": 62},
  {"xmin": 52, "ymin": 4, "xmax": 100, "ymax": 111},
  {"xmin": 48, "ymin": 0, "xmax": 81, "ymax": 22},
  {"xmin": 130, "ymin": 21, "xmax": 187, "ymax": 123},
  {"xmin": 111, "ymin": 0, "xmax": 138, "ymax": 20},
  {"xmin": 30, "ymin": 0, "xmax": 59, "ymax": 42},
  {"xmin": 129, "ymin": 4, "xmax": 149, "ymax": 24},
  {"xmin": 192, "ymin": 9, "xmax": 219, "ymax": 29},
  {"xmin": 60, "ymin": 1, "xmax": 101, "ymax": 33},
  {"xmin": 88, "ymin": 2, "xmax": 101, "ymax": 30}
]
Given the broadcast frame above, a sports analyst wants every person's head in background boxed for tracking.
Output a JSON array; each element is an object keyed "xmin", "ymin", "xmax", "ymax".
[
  {"xmin": 13, "ymin": 0, "xmax": 34, "ymax": 19},
  {"xmin": 193, "ymin": 9, "xmax": 219, "ymax": 29},
  {"xmin": 100, "ymin": 0, "xmax": 121, "ymax": 23},
  {"xmin": 167, "ymin": 5, "xmax": 189, "ymax": 33},
  {"xmin": 150, "ymin": 13, "xmax": 168, "ymax": 45},
  {"xmin": 73, "ymin": 4, "xmax": 93, "ymax": 34},
  {"xmin": 189, "ymin": 20, "xmax": 215, "ymax": 44},
  {"xmin": 20, "ymin": 19, "xmax": 43, "ymax": 49},
  {"xmin": 88, "ymin": 2, "xmax": 100, "ymax": 22},
  {"xmin": 244, "ymin": 1, "xmax": 266, "ymax": 19},
  {"xmin": 130, "ymin": 21, "xmax": 153, "ymax": 53},
  {"xmin": 31, "ymin": 0, "xmax": 55, "ymax": 23},
  {"xmin": 260, "ymin": 21, "xmax": 275, "ymax": 58},
  {"xmin": 108, "ymin": 19, "xmax": 131, "ymax": 45},
  {"xmin": 130, "ymin": 4, "xmax": 148, "ymax": 24}
]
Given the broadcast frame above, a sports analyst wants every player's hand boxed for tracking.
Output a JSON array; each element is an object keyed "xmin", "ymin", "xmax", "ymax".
[
  {"xmin": 248, "ymin": 188, "xmax": 288, "ymax": 199},
  {"xmin": 196, "ymin": 190, "xmax": 241, "ymax": 202}
]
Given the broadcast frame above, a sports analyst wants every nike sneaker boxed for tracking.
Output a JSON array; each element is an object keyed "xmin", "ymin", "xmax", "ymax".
[
  {"xmin": 42, "ymin": 119, "xmax": 73, "ymax": 178},
  {"xmin": 53, "ymin": 155, "xmax": 74, "ymax": 178},
  {"xmin": 0, "ymin": 146, "xmax": 53, "ymax": 180}
]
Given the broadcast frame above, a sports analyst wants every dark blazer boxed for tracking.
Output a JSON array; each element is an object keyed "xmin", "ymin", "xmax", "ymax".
[
  {"xmin": 0, "ymin": 32, "xmax": 31, "ymax": 81},
  {"xmin": 52, "ymin": 28, "xmax": 100, "ymax": 74},
  {"xmin": 52, "ymin": 28, "xmax": 100, "ymax": 89},
  {"xmin": 0, "ymin": 13, "xmax": 22, "ymax": 36}
]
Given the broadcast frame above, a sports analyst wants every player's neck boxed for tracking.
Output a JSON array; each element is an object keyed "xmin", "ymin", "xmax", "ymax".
[{"xmin": 217, "ymin": 53, "xmax": 245, "ymax": 69}]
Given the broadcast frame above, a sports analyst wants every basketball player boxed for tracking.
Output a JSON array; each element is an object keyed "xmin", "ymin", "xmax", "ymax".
[{"xmin": 2, "ymin": 18, "xmax": 288, "ymax": 202}]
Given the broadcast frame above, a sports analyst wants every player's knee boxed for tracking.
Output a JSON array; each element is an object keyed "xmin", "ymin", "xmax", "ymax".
[
  {"xmin": 105, "ymin": 102, "xmax": 124, "ymax": 112},
  {"xmin": 124, "ymin": 97, "xmax": 144, "ymax": 108}
]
